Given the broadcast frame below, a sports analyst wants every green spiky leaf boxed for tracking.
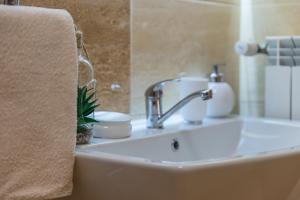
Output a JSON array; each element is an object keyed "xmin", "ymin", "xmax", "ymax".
[
  {"xmin": 83, "ymin": 117, "xmax": 98, "ymax": 123},
  {"xmin": 84, "ymin": 92, "xmax": 95, "ymax": 105},
  {"xmin": 77, "ymin": 85, "xmax": 99, "ymax": 133},
  {"xmin": 83, "ymin": 104, "xmax": 100, "ymax": 116}
]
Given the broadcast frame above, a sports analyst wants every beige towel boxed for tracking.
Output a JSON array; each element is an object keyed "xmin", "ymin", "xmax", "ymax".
[{"xmin": 0, "ymin": 5, "xmax": 78, "ymax": 200}]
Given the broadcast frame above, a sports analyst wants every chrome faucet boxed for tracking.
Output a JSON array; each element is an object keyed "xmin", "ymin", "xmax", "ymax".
[{"xmin": 145, "ymin": 79, "xmax": 212, "ymax": 129}]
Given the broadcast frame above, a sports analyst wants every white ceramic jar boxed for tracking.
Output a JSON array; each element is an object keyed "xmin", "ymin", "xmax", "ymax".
[
  {"xmin": 180, "ymin": 77, "xmax": 209, "ymax": 123},
  {"xmin": 93, "ymin": 111, "xmax": 132, "ymax": 139}
]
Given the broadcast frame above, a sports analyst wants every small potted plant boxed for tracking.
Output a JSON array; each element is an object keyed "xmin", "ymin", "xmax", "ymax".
[{"xmin": 77, "ymin": 85, "xmax": 99, "ymax": 145}]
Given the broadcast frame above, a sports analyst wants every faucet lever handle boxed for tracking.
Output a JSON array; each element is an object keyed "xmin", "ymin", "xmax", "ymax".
[{"xmin": 145, "ymin": 78, "xmax": 180, "ymax": 98}]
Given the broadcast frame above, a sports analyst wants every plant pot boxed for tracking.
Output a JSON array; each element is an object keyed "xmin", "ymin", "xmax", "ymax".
[{"xmin": 76, "ymin": 127, "xmax": 93, "ymax": 145}]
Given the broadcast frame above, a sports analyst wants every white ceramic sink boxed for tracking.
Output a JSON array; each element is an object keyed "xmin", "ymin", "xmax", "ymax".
[
  {"xmin": 63, "ymin": 116, "xmax": 300, "ymax": 200},
  {"xmin": 83, "ymin": 118, "xmax": 241, "ymax": 162}
]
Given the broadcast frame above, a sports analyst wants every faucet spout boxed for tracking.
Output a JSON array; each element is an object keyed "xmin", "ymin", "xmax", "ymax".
[
  {"xmin": 145, "ymin": 78, "xmax": 212, "ymax": 129},
  {"xmin": 156, "ymin": 89, "xmax": 212, "ymax": 126}
]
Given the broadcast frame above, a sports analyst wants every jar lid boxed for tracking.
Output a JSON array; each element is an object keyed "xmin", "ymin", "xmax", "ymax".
[{"xmin": 94, "ymin": 111, "xmax": 131, "ymax": 125}]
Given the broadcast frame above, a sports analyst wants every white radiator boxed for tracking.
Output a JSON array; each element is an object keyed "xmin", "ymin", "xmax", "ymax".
[
  {"xmin": 236, "ymin": 36, "xmax": 300, "ymax": 120},
  {"xmin": 265, "ymin": 36, "xmax": 300, "ymax": 120}
]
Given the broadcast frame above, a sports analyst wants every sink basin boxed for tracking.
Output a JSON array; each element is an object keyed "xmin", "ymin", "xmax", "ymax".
[
  {"xmin": 64, "ymin": 116, "xmax": 300, "ymax": 200},
  {"xmin": 83, "ymin": 118, "xmax": 241, "ymax": 162}
]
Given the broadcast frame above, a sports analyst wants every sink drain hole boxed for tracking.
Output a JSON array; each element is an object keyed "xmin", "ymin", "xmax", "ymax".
[{"xmin": 171, "ymin": 138, "xmax": 180, "ymax": 152}]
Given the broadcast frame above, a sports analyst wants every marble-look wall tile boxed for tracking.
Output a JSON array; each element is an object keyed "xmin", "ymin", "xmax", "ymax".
[
  {"xmin": 251, "ymin": 0, "xmax": 300, "ymax": 5},
  {"xmin": 21, "ymin": 0, "xmax": 130, "ymax": 113},
  {"xmin": 224, "ymin": 5, "xmax": 240, "ymax": 114},
  {"xmin": 180, "ymin": 0, "xmax": 240, "ymax": 5},
  {"xmin": 20, "ymin": 0, "xmax": 241, "ymax": 116},
  {"xmin": 131, "ymin": 0, "xmax": 240, "ymax": 116},
  {"xmin": 240, "ymin": 101, "xmax": 264, "ymax": 117}
]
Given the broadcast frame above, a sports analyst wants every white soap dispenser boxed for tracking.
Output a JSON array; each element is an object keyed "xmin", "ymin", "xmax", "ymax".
[{"xmin": 207, "ymin": 64, "xmax": 235, "ymax": 117}]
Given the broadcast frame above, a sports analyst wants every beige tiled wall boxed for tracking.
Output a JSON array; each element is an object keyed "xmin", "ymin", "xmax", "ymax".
[
  {"xmin": 22, "ymin": 0, "xmax": 130, "ymax": 113},
  {"xmin": 239, "ymin": 0, "xmax": 300, "ymax": 116},
  {"xmin": 24, "ymin": 0, "xmax": 292, "ymax": 117},
  {"xmin": 131, "ymin": 0, "xmax": 300, "ymax": 117},
  {"xmin": 131, "ymin": 0, "xmax": 240, "ymax": 116},
  {"xmin": 20, "ymin": 0, "xmax": 241, "ymax": 117}
]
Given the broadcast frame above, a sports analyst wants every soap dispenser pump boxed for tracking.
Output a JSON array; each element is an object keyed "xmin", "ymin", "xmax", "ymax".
[{"xmin": 207, "ymin": 64, "xmax": 235, "ymax": 117}]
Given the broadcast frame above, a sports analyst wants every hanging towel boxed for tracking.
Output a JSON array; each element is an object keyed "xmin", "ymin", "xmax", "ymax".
[{"xmin": 0, "ymin": 5, "xmax": 78, "ymax": 200}]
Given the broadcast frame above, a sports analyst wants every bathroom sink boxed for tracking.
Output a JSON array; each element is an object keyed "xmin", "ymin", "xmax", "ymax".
[
  {"xmin": 66, "ymin": 116, "xmax": 300, "ymax": 200},
  {"xmin": 81, "ymin": 118, "xmax": 241, "ymax": 162}
]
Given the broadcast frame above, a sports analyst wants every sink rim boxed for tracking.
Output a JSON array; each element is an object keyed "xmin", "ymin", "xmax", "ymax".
[
  {"xmin": 76, "ymin": 116, "xmax": 300, "ymax": 171},
  {"xmin": 76, "ymin": 145, "xmax": 300, "ymax": 172}
]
